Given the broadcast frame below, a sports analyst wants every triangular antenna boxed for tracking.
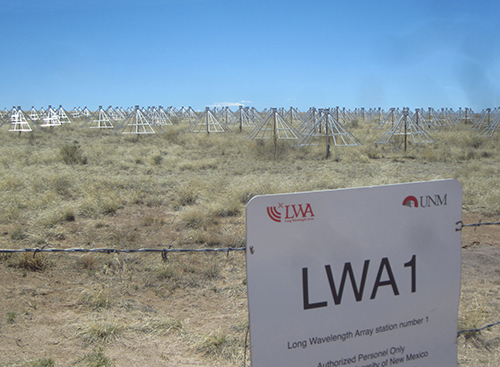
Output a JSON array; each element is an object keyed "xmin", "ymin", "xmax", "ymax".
[
  {"xmin": 82, "ymin": 106, "xmax": 115, "ymax": 129},
  {"xmin": 375, "ymin": 108, "xmax": 434, "ymax": 150},
  {"xmin": 284, "ymin": 107, "xmax": 304, "ymax": 126},
  {"xmin": 9, "ymin": 106, "xmax": 32, "ymax": 133},
  {"xmin": 294, "ymin": 108, "xmax": 362, "ymax": 151},
  {"xmin": 82, "ymin": 107, "xmax": 91, "ymax": 117},
  {"xmin": 177, "ymin": 106, "xmax": 187, "ymax": 121},
  {"xmin": 40, "ymin": 105, "xmax": 61, "ymax": 127},
  {"xmin": 219, "ymin": 106, "xmax": 235, "ymax": 127},
  {"xmin": 106, "ymin": 106, "xmax": 125, "ymax": 122},
  {"xmin": 39, "ymin": 106, "xmax": 46, "ymax": 118},
  {"xmin": 414, "ymin": 108, "xmax": 439, "ymax": 132},
  {"xmin": 427, "ymin": 107, "xmax": 450, "ymax": 126},
  {"xmin": 166, "ymin": 106, "xmax": 178, "ymax": 122},
  {"xmin": 0, "ymin": 107, "xmax": 15, "ymax": 127},
  {"xmin": 374, "ymin": 108, "xmax": 396, "ymax": 129},
  {"xmin": 249, "ymin": 107, "xmax": 264, "ymax": 125},
  {"xmin": 460, "ymin": 108, "xmax": 473, "ymax": 125},
  {"xmin": 1, "ymin": 107, "xmax": 16, "ymax": 127},
  {"xmin": 185, "ymin": 107, "xmax": 231, "ymax": 133},
  {"xmin": 246, "ymin": 108, "xmax": 300, "ymax": 140},
  {"xmin": 150, "ymin": 106, "xmax": 174, "ymax": 125},
  {"xmin": 117, "ymin": 107, "xmax": 128, "ymax": 120},
  {"xmin": 57, "ymin": 105, "xmax": 71, "ymax": 123},
  {"xmin": 29, "ymin": 106, "xmax": 40, "ymax": 121},
  {"xmin": 364, "ymin": 107, "xmax": 383, "ymax": 124},
  {"xmin": 71, "ymin": 107, "xmax": 82, "ymax": 119},
  {"xmin": 470, "ymin": 108, "xmax": 491, "ymax": 130},
  {"xmin": 114, "ymin": 105, "xmax": 161, "ymax": 135},
  {"xmin": 231, "ymin": 106, "xmax": 256, "ymax": 131},
  {"xmin": 297, "ymin": 107, "xmax": 319, "ymax": 133},
  {"xmin": 186, "ymin": 106, "xmax": 198, "ymax": 123},
  {"xmin": 177, "ymin": 106, "xmax": 198, "ymax": 123},
  {"xmin": 478, "ymin": 108, "xmax": 499, "ymax": 137},
  {"xmin": 451, "ymin": 107, "xmax": 466, "ymax": 125}
]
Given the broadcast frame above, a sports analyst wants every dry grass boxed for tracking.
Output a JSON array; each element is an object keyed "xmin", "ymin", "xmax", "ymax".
[
  {"xmin": 14, "ymin": 252, "xmax": 52, "ymax": 272},
  {"xmin": 81, "ymin": 321, "xmax": 123, "ymax": 345},
  {"xmin": 74, "ymin": 348, "xmax": 113, "ymax": 367},
  {"xmin": 1, "ymin": 115, "xmax": 500, "ymax": 365}
]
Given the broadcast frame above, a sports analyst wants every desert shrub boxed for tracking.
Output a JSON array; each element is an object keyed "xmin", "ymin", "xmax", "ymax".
[
  {"xmin": 78, "ymin": 290, "xmax": 112, "ymax": 310},
  {"xmin": 62, "ymin": 207, "xmax": 76, "ymax": 221},
  {"xmin": 100, "ymin": 194, "xmax": 121, "ymax": 215},
  {"xmin": 458, "ymin": 148, "xmax": 476, "ymax": 161},
  {"xmin": 10, "ymin": 225, "xmax": 27, "ymax": 240},
  {"xmin": 237, "ymin": 190, "xmax": 257, "ymax": 204},
  {"xmin": 154, "ymin": 264, "xmax": 179, "ymax": 281},
  {"xmin": 106, "ymin": 229, "xmax": 138, "ymax": 248},
  {"xmin": 162, "ymin": 126, "xmax": 183, "ymax": 144},
  {"xmin": 175, "ymin": 186, "xmax": 198, "ymax": 206},
  {"xmin": 35, "ymin": 206, "xmax": 75, "ymax": 228},
  {"xmin": 347, "ymin": 119, "xmax": 359, "ymax": 129},
  {"xmin": 190, "ymin": 229, "xmax": 224, "ymax": 247},
  {"xmin": 0, "ymin": 203, "xmax": 20, "ymax": 223},
  {"xmin": 77, "ymin": 254, "xmax": 100, "ymax": 271},
  {"xmin": 254, "ymin": 139, "xmax": 291, "ymax": 159},
  {"xmin": 6, "ymin": 311, "xmax": 16, "ymax": 323},
  {"xmin": 209, "ymin": 199, "xmax": 241, "ymax": 218},
  {"xmin": 180, "ymin": 207, "xmax": 210, "ymax": 229},
  {"xmin": 82, "ymin": 323, "xmax": 122, "ymax": 344},
  {"xmin": 79, "ymin": 192, "xmax": 121, "ymax": 218},
  {"xmin": 16, "ymin": 252, "xmax": 51, "ymax": 272},
  {"xmin": 466, "ymin": 136, "xmax": 483, "ymax": 149},
  {"xmin": 152, "ymin": 154, "xmax": 163, "ymax": 165},
  {"xmin": 79, "ymin": 198, "xmax": 100, "ymax": 218},
  {"xmin": 421, "ymin": 144, "xmax": 450, "ymax": 162},
  {"xmin": 360, "ymin": 144, "xmax": 381, "ymax": 159},
  {"xmin": 60, "ymin": 143, "xmax": 87, "ymax": 165},
  {"xmin": 32, "ymin": 358, "xmax": 55, "ymax": 367},
  {"xmin": 75, "ymin": 348, "xmax": 113, "ymax": 367},
  {"xmin": 201, "ymin": 262, "xmax": 221, "ymax": 279},
  {"xmin": 142, "ymin": 215, "xmax": 164, "ymax": 227},
  {"xmin": 52, "ymin": 176, "xmax": 72, "ymax": 197},
  {"xmin": 6, "ymin": 358, "xmax": 56, "ymax": 367},
  {"xmin": 197, "ymin": 331, "xmax": 244, "ymax": 361},
  {"xmin": 178, "ymin": 159, "xmax": 218, "ymax": 171}
]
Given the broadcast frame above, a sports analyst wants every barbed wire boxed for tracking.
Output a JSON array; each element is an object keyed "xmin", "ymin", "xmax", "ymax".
[
  {"xmin": 0, "ymin": 246, "xmax": 245, "ymax": 262},
  {"xmin": 1, "ymin": 220, "xmax": 500, "ymax": 337},
  {"xmin": 458, "ymin": 320, "xmax": 500, "ymax": 336},
  {"xmin": 0, "ymin": 221, "xmax": 496, "ymax": 254},
  {"xmin": 456, "ymin": 220, "xmax": 500, "ymax": 231},
  {"xmin": 0, "ymin": 247, "xmax": 245, "ymax": 254}
]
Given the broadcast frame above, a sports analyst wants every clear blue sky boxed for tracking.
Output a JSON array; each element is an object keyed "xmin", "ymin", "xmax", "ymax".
[{"xmin": 2, "ymin": 0, "xmax": 499, "ymax": 111}]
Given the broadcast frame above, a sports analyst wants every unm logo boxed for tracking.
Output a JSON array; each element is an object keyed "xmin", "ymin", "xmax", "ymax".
[
  {"xmin": 403, "ymin": 194, "xmax": 447, "ymax": 208},
  {"xmin": 267, "ymin": 203, "xmax": 315, "ymax": 223}
]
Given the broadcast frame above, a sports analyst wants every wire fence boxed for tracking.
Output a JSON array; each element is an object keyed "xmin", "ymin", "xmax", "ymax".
[
  {"xmin": 456, "ymin": 219, "xmax": 500, "ymax": 231},
  {"xmin": 1, "ymin": 221, "xmax": 499, "ymax": 337},
  {"xmin": 0, "ymin": 246, "xmax": 245, "ymax": 260}
]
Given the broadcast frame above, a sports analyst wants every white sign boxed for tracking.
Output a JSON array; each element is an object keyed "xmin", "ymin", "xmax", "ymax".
[{"xmin": 246, "ymin": 179, "xmax": 462, "ymax": 367}]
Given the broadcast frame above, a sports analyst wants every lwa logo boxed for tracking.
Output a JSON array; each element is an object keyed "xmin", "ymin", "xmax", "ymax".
[
  {"xmin": 267, "ymin": 203, "xmax": 315, "ymax": 223},
  {"xmin": 402, "ymin": 194, "xmax": 448, "ymax": 208}
]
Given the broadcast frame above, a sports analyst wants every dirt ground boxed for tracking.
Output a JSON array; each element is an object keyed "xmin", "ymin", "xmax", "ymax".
[
  {"xmin": 458, "ymin": 212, "xmax": 500, "ymax": 366},
  {"xmin": 0, "ymin": 211, "xmax": 500, "ymax": 366}
]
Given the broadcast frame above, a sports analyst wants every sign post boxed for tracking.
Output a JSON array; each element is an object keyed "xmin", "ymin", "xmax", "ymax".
[{"xmin": 246, "ymin": 180, "xmax": 462, "ymax": 367}]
